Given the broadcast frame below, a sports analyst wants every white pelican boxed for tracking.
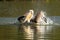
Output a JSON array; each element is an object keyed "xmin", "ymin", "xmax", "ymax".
[
  {"xmin": 31, "ymin": 11, "xmax": 47, "ymax": 24},
  {"xmin": 18, "ymin": 9, "xmax": 34, "ymax": 23}
]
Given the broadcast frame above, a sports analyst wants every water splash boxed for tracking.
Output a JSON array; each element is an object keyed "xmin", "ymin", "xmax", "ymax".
[
  {"xmin": 45, "ymin": 17, "xmax": 53, "ymax": 24},
  {"xmin": 0, "ymin": 16, "xmax": 60, "ymax": 25}
]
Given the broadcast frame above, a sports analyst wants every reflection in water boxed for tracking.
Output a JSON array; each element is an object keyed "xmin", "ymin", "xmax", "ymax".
[
  {"xmin": 18, "ymin": 24, "xmax": 53, "ymax": 40},
  {"xmin": 0, "ymin": 24, "xmax": 60, "ymax": 40},
  {"xmin": 18, "ymin": 24, "xmax": 34, "ymax": 40}
]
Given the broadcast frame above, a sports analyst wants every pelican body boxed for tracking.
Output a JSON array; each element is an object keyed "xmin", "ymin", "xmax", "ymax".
[
  {"xmin": 18, "ymin": 10, "xmax": 34, "ymax": 23},
  {"xmin": 31, "ymin": 11, "xmax": 47, "ymax": 24}
]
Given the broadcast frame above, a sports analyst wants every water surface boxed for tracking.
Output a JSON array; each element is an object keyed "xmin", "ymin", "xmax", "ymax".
[
  {"xmin": 0, "ymin": 23, "xmax": 60, "ymax": 40},
  {"xmin": 0, "ymin": 16, "xmax": 60, "ymax": 40}
]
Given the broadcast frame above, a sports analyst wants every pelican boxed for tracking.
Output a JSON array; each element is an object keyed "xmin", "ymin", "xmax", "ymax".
[
  {"xmin": 31, "ymin": 11, "xmax": 47, "ymax": 24},
  {"xmin": 18, "ymin": 9, "xmax": 34, "ymax": 23}
]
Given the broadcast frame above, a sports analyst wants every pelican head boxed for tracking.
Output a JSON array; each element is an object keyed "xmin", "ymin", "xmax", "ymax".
[
  {"xmin": 40, "ymin": 11, "xmax": 46, "ymax": 17},
  {"xmin": 29, "ymin": 9, "xmax": 34, "ymax": 14}
]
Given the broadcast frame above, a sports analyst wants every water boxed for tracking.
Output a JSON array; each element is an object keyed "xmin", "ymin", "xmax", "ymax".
[
  {"xmin": 0, "ymin": 23, "xmax": 60, "ymax": 40},
  {"xmin": 0, "ymin": 16, "xmax": 60, "ymax": 25},
  {"xmin": 0, "ymin": 0, "xmax": 60, "ymax": 40},
  {"xmin": 0, "ymin": 16, "xmax": 60, "ymax": 40}
]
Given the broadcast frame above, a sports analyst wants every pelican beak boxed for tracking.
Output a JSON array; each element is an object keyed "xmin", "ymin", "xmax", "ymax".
[{"xmin": 43, "ymin": 17, "xmax": 47, "ymax": 23}]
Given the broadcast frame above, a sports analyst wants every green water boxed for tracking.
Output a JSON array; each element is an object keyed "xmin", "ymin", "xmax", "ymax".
[
  {"xmin": 0, "ymin": 0, "xmax": 60, "ymax": 40},
  {"xmin": 0, "ymin": 25, "xmax": 60, "ymax": 40}
]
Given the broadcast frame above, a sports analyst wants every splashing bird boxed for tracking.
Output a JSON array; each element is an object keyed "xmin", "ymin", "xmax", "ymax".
[
  {"xmin": 31, "ymin": 11, "xmax": 47, "ymax": 24},
  {"xmin": 18, "ymin": 9, "xmax": 34, "ymax": 23}
]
